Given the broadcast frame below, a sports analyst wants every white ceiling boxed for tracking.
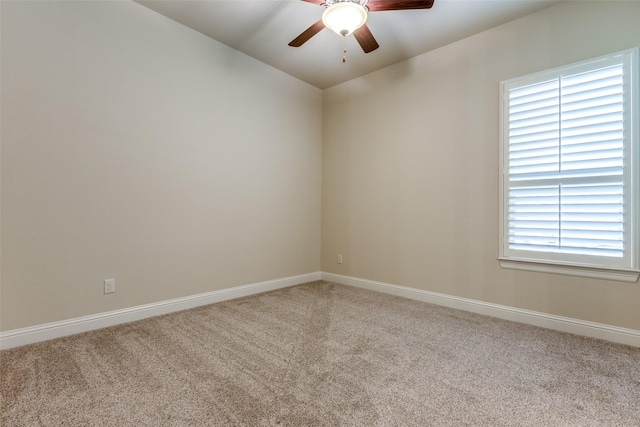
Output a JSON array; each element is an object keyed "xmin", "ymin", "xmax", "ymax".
[{"xmin": 136, "ymin": 0, "xmax": 562, "ymax": 89}]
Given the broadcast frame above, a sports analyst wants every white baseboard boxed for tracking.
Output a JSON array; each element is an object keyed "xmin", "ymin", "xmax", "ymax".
[
  {"xmin": 0, "ymin": 272, "xmax": 322, "ymax": 350},
  {"xmin": 3, "ymin": 271, "xmax": 638, "ymax": 350},
  {"xmin": 322, "ymin": 272, "xmax": 640, "ymax": 348}
]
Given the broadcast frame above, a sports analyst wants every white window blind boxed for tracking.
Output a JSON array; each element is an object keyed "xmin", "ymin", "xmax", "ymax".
[{"xmin": 500, "ymin": 49, "xmax": 639, "ymax": 279}]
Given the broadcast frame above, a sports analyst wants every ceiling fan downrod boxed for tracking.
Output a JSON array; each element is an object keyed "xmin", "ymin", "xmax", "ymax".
[{"xmin": 322, "ymin": 0, "xmax": 369, "ymax": 9}]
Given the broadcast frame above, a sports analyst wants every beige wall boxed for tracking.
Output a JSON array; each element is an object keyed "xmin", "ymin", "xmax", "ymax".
[
  {"xmin": 2, "ymin": 1, "xmax": 640, "ymax": 335},
  {"xmin": 1, "ymin": 1, "xmax": 322, "ymax": 331},
  {"xmin": 322, "ymin": 1, "xmax": 640, "ymax": 330}
]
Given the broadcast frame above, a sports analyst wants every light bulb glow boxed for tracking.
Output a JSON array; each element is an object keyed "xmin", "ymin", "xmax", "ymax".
[{"xmin": 322, "ymin": 2, "xmax": 367, "ymax": 36}]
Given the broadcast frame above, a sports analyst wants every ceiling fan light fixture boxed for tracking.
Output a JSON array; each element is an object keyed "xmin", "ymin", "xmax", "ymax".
[{"xmin": 322, "ymin": 2, "xmax": 368, "ymax": 37}]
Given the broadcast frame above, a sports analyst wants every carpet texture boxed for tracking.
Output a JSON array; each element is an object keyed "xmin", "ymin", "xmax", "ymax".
[{"xmin": 1, "ymin": 281, "xmax": 639, "ymax": 426}]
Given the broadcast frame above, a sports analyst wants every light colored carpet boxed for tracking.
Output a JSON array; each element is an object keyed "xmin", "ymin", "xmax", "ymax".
[{"xmin": 1, "ymin": 281, "xmax": 639, "ymax": 426}]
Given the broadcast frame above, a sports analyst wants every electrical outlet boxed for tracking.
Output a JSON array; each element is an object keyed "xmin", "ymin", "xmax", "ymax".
[
  {"xmin": 337, "ymin": 255, "xmax": 343, "ymax": 264},
  {"xmin": 104, "ymin": 278, "xmax": 116, "ymax": 294}
]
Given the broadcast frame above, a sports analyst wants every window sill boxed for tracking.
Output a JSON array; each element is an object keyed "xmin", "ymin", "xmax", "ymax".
[{"xmin": 498, "ymin": 258, "xmax": 640, "ymax": 283}]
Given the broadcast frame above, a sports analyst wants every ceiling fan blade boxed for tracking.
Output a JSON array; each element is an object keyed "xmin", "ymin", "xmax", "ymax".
[
  {"xmin": 353, "ymin": 24, "xmax": 379, "ymax": 53},
  {"xmin": 367, "ymin": 0, "xmax": 435, "ymax": 12},
  {"xmin": 288, "ymin": 20, "xmax": 325, "ymax": 47}
]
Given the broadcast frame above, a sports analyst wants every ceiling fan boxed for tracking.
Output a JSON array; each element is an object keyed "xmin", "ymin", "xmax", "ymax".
[{"xmin": 288, "ymin": 0, "xmax": 435, "ymax": 55}]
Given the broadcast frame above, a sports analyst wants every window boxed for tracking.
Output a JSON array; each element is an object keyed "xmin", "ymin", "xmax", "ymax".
[{"xmin": 499, "ymin": 48, "xmax": 639, "ymax": 282}]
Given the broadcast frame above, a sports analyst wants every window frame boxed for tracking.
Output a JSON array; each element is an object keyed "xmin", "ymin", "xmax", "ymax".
[{"xmin": 499, "ymin": 48, "xmax": 640, "ymax": 282}]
